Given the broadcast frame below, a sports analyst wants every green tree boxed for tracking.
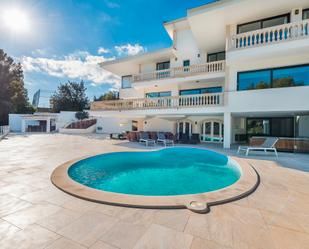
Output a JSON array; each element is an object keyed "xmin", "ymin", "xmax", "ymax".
[
  {"xmin": 94, "ymin": 90, "xmax": 119, "ymax": 101},
  {"xmin": 75, "ymin": 111, "xmax": 89, "ymax": 120},
  {"xmin": 0, "ymin": 49, "xmax": 34, "ymax": 125},
  {"xmin": 50, "ymin": 80, "xmax": 89, "ymax": 113}
]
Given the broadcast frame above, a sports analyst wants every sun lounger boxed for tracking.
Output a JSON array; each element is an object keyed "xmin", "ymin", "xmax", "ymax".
[
  {"xmin": 139, "ymin": 132, "xmax": 155, "ymax": 147},
  {"xmin": 238, "ymin": 137, "xmax": 278, "ymax": 157},
  {"xmin": 157, "ymin": 132, "xmax": 174, "ymax": 147}
]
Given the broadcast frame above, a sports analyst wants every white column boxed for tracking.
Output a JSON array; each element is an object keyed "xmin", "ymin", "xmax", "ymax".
[
  {"xmin": 46, "ymin": 118, "xmax": 50, "ymax": 133},
  {"xmin": 21, "ymin": 119, "xmax": 26, "ymax": 133},
  {"xmin": 224, "ymin": 112, "xmax": 232, "ymax": 149}
]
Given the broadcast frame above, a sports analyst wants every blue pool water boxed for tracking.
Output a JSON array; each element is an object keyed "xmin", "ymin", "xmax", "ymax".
[{"xmin": 68, "ymin": 147, "xmax": 241, "ymax": 196}]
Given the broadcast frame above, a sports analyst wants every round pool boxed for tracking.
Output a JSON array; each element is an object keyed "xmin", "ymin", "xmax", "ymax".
[{"xmin": 68, "ymin": 147, "xmax": 241, "ymax": 196}]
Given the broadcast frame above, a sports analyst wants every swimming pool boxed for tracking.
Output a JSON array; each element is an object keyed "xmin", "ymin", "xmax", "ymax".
[{"xmin": 68, "ymin": 147, "xmax": 241, "ymax": 196}]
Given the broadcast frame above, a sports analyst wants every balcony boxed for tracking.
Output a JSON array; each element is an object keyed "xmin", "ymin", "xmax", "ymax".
[
  {"xmin": 91, "ymin": 93, "xmax": 224, "ymax": 111},
  {"xmin": 229, "ymin": 20, "xmax": 309, "ymax": 50},
  {"xmin": 132, "ymin": 60, "xmax": 225, "ymax": 83}
]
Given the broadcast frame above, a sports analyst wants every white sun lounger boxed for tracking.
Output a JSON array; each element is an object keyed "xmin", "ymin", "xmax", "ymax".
[
  {"xmin": 139, "ymin": 132, "xmax": 155, "ymax": 147},
  {"xmin": 157, "ymin": 132, "xmax": 174, "ymax": 147},
  {"xmin": 237, "ymin": 137, "xmax": 278, "ymax": 157}
]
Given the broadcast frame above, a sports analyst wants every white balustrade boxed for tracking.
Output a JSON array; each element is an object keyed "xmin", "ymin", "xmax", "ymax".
[
  {"xmin": 230, "ymin": 20, "xmax": 309, "ymax": 50},
  {"xmin": 91, "ymin": 93, "xmax": 224, "ymax": 111},
  {"xmin": 132, "ymin": 60, "xmax": 225, "ymax": 83}
]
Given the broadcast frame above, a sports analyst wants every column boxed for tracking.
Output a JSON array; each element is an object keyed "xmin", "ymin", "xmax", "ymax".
[
  {"xmin": 46, "ymin": 118, "xmax": 50, "ymax": 133},
  {"xmin": 224, "ymin": 112, "xmax": 232, "ymax": 149},
  {"xmin": 21, "ymin": 119, "xmax": 26, "ymax": 133}
]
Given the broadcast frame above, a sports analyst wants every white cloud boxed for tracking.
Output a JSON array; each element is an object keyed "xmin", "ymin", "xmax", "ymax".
[
  {"xmin": 21, "ymin": 51, "xmax": 120, "ymax": 87},
  {"xmin": 115, "ymin": 43, "xmax": 145, "ymax": 56},
  {"xmin": 97, "ymin": 47, "xmax": 110, "ymax": 54}
]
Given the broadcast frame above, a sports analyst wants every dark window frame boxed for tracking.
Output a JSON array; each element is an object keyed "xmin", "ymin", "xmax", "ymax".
[
  {"xmin": 121, "ymin": 75, "xmax": 132, "ymax": 89},
  {"xmin": 156, "ymin": 61, "xmax": 170, "ymax": 71},
  {"xmin": 179, "ymin": 87, "xmax": 223, "ymax": 95},
  {"xmin": 246, "ymin": 117, "xmax": 295, "ymax": 138},
  {"xmin": 183, "ymin": 59, "xmax": 190, "ymax": 67},
  {"xmin": 207, "ymin": 51, "xmax": 226, "ymax": 62},
  {"xmin": 237, "ymin": 13, "xmax": 290, "ymax": 34},
  {"xmin": 237, "ymin": 63, "xmax": 309, "ymax": 91},
  {"xmin": 303, "ymin": 8, "xmax": 309, "ymax": 19},
  {"xmin": 145, "ymin": 91, "xmax": 172, "ymax": 98}
]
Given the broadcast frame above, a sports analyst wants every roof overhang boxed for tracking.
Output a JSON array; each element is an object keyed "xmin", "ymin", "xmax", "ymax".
[
  {"xmin": 100, "ymin": 48, "xmax": 174, "ymax": 76},
  {"xmin": 187, "ymin": 0, "xmax": 309, "ymax": 52}
]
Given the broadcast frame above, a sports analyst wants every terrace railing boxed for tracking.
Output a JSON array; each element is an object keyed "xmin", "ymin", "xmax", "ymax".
[
  {"xmin": 91, "ymin": 92, "xmax": 224, "ymax": 111},
  {"xmin": 230, "ymin": 20, "xmax": 309, "ymax": 50},
  {"xmin": 132, "ymin": 60, "xmax": 225, "ymax": 83},
  {"xmin": 0, "ymin": 125, "xmax": 9, "ymax": 140}
]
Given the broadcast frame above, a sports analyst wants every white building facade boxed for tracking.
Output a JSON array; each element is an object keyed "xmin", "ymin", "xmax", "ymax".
[{"xmin": 90, "ymin": 0, "xmax": 309, "ymax": 150}]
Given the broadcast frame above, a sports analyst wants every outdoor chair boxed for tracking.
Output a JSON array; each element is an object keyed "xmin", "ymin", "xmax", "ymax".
[
  {"xmin": 237, "ymin": 137, "xmax": 279, "ymax": 157},
  {"xmin": 139, "ymin": 132, "xmax": 156, "ymax": 147}
]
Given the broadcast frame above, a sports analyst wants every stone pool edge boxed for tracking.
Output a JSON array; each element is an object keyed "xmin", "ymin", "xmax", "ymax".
[{"xmin": 50, "ymin": 154, "xmax": 259, "ymax": 212}]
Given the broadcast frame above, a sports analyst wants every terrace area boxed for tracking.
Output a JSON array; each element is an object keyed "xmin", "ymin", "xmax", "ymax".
[{"xmin": 0, "ymin": 133, "xmax": 308, "ymax": 249}]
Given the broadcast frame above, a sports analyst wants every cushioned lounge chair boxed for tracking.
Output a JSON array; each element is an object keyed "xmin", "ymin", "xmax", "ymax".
[
  {"xmin": 237, "ymin": 137, "xmax": 278, "ymax": 157},
  {"xmin": 157, "ymin": 132, "xmax": 174, "ymax": 147},
  {"xmin": 139, "ymin": 132, "xmax": 155, "ymax": 147}
]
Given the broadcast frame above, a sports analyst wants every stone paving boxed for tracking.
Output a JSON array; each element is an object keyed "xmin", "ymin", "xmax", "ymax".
[{"xmin": 0, "ymin": 133, "xmax": 308, "ymax": 249}]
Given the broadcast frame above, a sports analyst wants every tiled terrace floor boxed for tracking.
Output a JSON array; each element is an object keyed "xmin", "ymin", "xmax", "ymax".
[{"xmin": 0, "ymin": 133, "xmax": 308, "ymax": 249}]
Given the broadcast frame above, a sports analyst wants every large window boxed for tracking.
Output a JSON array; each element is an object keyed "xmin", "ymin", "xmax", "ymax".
[
  {"xmin": 237, "ymin": 14, "xmax": 290, "ymax": 34},
  {"xmin": 303, "ymin": 8, "xmax": 309, "ymax": 20},
  {"xmin": 179, "ymin": 87, "xmax": 222, "ymax": 95},
  {"xmin": 247, "ymin": 117, "xmax": 294, "ymax": 137},
  {"xmin": 207, "ymin": 51, "xmax": 225, "ymax": 62},
  {"xmin": 238, "ymin": 64, "xmax": 309, "ymax": 91},
  {"xmin": 121, "ymin": 75, "xmax": 132, "ymax": 89},
  {"xmin": 145, "ymin": 91, "xmax": 171, "ymax": 98},
  {"xmin": 156, "ymin": 61, "xmax": 170, "ymax": 71}
]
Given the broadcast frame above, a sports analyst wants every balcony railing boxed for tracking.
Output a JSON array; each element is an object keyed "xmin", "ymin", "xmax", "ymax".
[
  {"xmin": 132, "ymin": 60, "xmax": 225, "ymax": 83},
  {"xmin": 91, "ymin": 93, "xmax": 224, "ymax": 111},
  {"xmin": 230, "ymin": 20, "xmax": 309, "ymax": 50}
]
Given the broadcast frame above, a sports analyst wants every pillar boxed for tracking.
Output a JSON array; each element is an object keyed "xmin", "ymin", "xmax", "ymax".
[
  {"xmin": 46, "ymin": 118, "xmax": 50, "ymax": 133},
  {"xmin": 21, "ymin": 119, "xmax": 26, "ymax": 133},
  {"xmin": 224, "ymin": 112, "xmax": 232, "ymax": 149}
]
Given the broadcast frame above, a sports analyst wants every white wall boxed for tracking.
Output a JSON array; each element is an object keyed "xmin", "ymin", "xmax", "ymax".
[
  {"xmin": 9, "ymin": 114, "xmax": 23, "ymax": 132},
  {"xmin": 56, "ymin": 111, "xmax": 77, "ymax": 130},
  {"xmin": 143, "ymin": 118, "xmax": 175, "ymax": 132},
  {"xmin": 96, "ymin": 117, "xmax": 132, "ymax": 134}
]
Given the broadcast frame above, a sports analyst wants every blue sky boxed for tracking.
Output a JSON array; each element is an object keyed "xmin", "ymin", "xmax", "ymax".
[{"xmin": 0, "ymin": 0, "xmax": 213, "ymax": 107}]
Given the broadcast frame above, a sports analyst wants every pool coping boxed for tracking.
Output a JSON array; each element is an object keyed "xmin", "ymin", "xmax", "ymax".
[{"xmin": 51, "ymin": 150, "xmax": 259, "ymax": 212}]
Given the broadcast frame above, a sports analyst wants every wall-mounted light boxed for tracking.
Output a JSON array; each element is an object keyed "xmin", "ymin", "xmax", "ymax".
[
  {"xmin": 295, "ymin": 9, "xmax": 300, "ymax": 15},
  {"xmin": 175, "ymin": 57, "xmax": 178, "ymax": 61},
  {"xmin": 195, "ymin": 121, "xmax": 198, "ymax": 125},
  {"xmin": 197, "ymin": 54, "xmax": 200, "ymax": 58},
  {"xmin": 144, "ymin": 121, "xmax": 147, "ymax": 125}
]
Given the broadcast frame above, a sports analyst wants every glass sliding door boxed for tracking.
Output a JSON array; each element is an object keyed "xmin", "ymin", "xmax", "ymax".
[{"xmin": 201, "ymin": 120, "xmax": 223, "ymax": 142}]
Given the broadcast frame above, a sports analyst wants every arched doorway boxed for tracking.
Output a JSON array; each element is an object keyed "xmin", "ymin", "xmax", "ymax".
[{"xmin": 201, "ymin": 120, "xmax": 224, "ymax": 142}]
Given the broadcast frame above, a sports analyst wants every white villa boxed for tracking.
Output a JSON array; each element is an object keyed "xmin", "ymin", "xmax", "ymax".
[{"xmin": 90, "ymin": 0, "xmax": 309, "ymax": 150}]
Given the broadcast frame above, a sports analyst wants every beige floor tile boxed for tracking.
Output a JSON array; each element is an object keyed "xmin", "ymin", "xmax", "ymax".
[
  {"xmin": 61, "ymin": 197, "xmax": 98, "ymax": 213},
  {"xmin": 58, "ymin": 211, "xmax": 118, "ymax": 247},
  {"xmin": 2, "ymin": 202, "xmax": 60, "ymax": 228},
  {"xmin": 0, "ymin": 223, "xmax": 59, "ymax": 249},
  {"xmin": 100, "ymin": 220, "xmax": 147, "ymax": 248},
  {"xmin": 90, "ymin": 241, "xmax": 118, "ymax": 249},
  {"xmin": 153, "ymin": 209, "xmax": 190, "ymax": 232},
  {"xmin": 0, "ymin": 194, "xmax": 32, "ymax": 217},
  {"xmin": 36, "ymin": 207, "xmax": 83, "ymax": 232},
  {"xmin": 133, "ymin": 224, "xmax": 193, "ymax": 249},
  {"xmin": 0, "ymin": 219, "xmax": 20, "ymax": 241},
  {"xmin": 190, "ymin": 237, "xmax": 233, "ymax": 249},
  {"xmin": 270, "ymin": 225, "xmax": 309, "ymax": 249},
  {"xmin": 45, "ymin": 237, "xmax": 87, "ymax": 249}
]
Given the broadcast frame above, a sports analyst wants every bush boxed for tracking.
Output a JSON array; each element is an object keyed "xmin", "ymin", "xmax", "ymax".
[{"xmin": 75, "ymin": 111, "xmax": 89, "ymax": 120}]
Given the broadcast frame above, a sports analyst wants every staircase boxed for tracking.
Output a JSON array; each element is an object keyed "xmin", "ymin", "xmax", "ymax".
[{"xmin": 59, "ymin": 119, "xmax": 97, "ymax": 134}]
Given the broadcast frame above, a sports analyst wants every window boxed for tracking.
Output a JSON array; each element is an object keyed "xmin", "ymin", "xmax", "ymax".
[
  {"xmin": 303, "ymin": 9, "xmax": 309, "ymax": 19},
  {"xmin": 183, "ymin": 60, "xmax": 190, "ymax": 67},
  {"xmin": 207, "ymin": 51, "xmax": 225, "ymax": 62},
  {"xmin": 156, "ymin": 61, "xmax": 170, "ymax": 71},
  {"xmin": 237, "ymin": 14, "xmax": 290, "ymax": 34},
  {"xmin": 237, "ymin": 64, "xmax": 309, "ymax": 91},
  {"xmin": 132, "ymin": 120, "xmax": 138, "ymax": 131},
  {"xmin": 145, "ymin": 91, "xmax": 171, "ymax": 98},
  {"xmin": 247, "ymin": 118, "xmax": 294, "ymax": 137},
  {"xmin": 179, "ymin": 87, "xmax": 222, "ymax": 95},
  {"xmin": 238, "ymin": 70, "xmax": 271, "ymax": 90},
  {"xmin": 121, "ymin": 75, "xmax": 132, "ymax": 89}
]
